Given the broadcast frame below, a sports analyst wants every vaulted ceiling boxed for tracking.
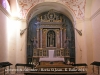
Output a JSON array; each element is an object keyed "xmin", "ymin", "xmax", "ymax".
[{"xmin": 17, "ymin": 0, "xmax": 86, "ymax": 23}]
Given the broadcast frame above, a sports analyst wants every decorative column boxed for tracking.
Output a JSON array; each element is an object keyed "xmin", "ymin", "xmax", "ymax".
[
  {"xmin": 40, "ymin": 28, "xmax": 42, "ymax": 48},
  {"xmin": 37, "ymin": 29, "xmax": 39, "ymax": 48},
  {"xmin": 64, "ymin": 28, "xmax": 66, "ymax": 48},
  {"xmin": 53, "ymin": 34, "xmax": 55, "ymax": 47},
  {"xmin": 60, "ymin": 28, "xmax": 63, "ymax": 48},
  {"xmin": 56, "ymin": 29, "xmax": 60, "ymax": 48},
  {"xmin": 47, "ymin": 33, "xmax": 49, "ymax": 47}
]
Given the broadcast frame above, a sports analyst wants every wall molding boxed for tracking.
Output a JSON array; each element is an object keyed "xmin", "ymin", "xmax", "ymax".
[
  {"xmin": 90, "ymin": 8, "xmax": 100, "ymax": 20},
  {"xmin": 83, "ymin": 8, "xmax": 100, "ymax": 22},
  {"xmin": 0, "ymin": 4, "xmax": 25, "ymax": 21},
  {"xmin": 0, "ymin": 4, "xmax": 11, "ymax": 18},
  {"xmin": 0, "ymin": 3, "xmax": 100, "ymax": 22},
  {"xmin": 83, "ymin": 8, "xmax": 100, "ymax": 23}
]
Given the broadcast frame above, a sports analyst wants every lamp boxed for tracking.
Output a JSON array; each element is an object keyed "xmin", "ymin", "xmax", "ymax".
[
  {"xmin": 20, "ymin": 28, "xmax": 27, "ymax": 35},
  {"xmin": 74, "ymin": 28, "xmax": 82, "ymax": 36},
  {"xmin": 20, "ymin": 21, "xmax": 40, "ymax": 36}
]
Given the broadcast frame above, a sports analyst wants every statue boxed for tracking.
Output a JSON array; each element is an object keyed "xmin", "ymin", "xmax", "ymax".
[
  {"xmin": 56, "ymin": 15, "xmax": 60, "ymax": 20},
  {"xmin": 47, "ymin": 30, "xmax": 55, "ymax": 47},
  {"xmin": 44, "ymin": 15, "xmax": 48, "ymax": 20},
  {"xmin": 50, "ymin": 14, "xmax": 53, "ymax": 19},
  {"xmin": 31, "ymin": 37, "xmax": 37, "ymax": 48},
  {"xmin": 49, "ymin": 34, "xmax": 54, "ymax": 47},
  {"xmin": 67, "ymin": 59, "xmax": 70, "ymax": 65},
  {"xmin": 65, "ymin": 37, "xmax": 70, "ymax": 49}
]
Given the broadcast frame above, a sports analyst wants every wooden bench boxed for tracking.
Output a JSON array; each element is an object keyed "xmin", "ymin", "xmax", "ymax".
[
  {"xmin": 0, "ymin": 62, "xmax": 12, "ymax": 75},
  {"xmin": 90, "ymin": 61, "xmax": 100, "ymax": 74}
]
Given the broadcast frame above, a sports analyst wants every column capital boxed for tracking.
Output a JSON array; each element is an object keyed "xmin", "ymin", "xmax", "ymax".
[{"xmin": 37, "ymin": 29, "xmax": 39, "ymax": 31}]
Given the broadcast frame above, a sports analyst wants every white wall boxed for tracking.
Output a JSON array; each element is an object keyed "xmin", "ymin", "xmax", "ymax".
[
  {"xmin": 83, "ymin": 0, "xmax": 94, "ymax": 73},
  {"xmin": 75, "ymin": 20, "xmax": 87, "ymax": 63},
  {"xmin": 0, "ymin": 9, "xmax": 8, "ymax": 62},
  {"xmin": 6, "ymin": 0, "xmax": 27, "ymax": 67},
  {"xmin": 91, "ymin": 0, "xmax": 100, "ymax": 61},
  {"xmin": 16, "ymin": 20, "xmax": 27, "ymax": 64},
  {"xmin": 7, "ymin": 19, "xmax": 17, "ymax": 65},
  {"xmin": 0, "ymin": 1, "xmax": 27, "ymax": 73},
  {"xmin": 7, "ymin": 19, "xmax": 27, "ymax": 64}
]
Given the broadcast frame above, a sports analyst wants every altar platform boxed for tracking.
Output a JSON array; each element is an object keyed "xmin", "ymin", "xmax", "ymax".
[
  {"xmin": 24, "ymin": 63, "xmax": 87, "ymax": 75},
  {"xmin": 29, "ymin": 49, "xmax": 87, "ymax": 75},
  {"xmin": 24, "ymin": 71, "xmax": 87, "ymax": 75}
]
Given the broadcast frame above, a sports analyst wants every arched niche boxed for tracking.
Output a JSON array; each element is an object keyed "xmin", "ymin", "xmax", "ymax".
[
  {"xmin": 26, "ymin": 2, "xmax": 76, "ymax": 25},
  {"xmin": 47, "ymin": 30, "xmax": 56, "ymax": 47},
  {"xmin": 27, "ymin": 9, "xmax": 75, "ymax": 64}
]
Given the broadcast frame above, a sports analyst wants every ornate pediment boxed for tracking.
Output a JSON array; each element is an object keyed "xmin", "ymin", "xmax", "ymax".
[{"xmin": 38, "ymin": 9, "xmax": 63, "ymax": 25}]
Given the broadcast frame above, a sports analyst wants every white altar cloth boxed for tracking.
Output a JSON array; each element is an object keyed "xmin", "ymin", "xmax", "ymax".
[{"xmin": 39, "ymin": 50, "xmax": 64, "ymax": 61}]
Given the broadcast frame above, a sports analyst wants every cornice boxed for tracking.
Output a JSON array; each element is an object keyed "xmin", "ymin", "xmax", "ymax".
[
  {"xmin": 84, "ymin": 8, "xmax": 100, "ymax": 21},
  {"xmin": 0, "ymin": 4, "xmax": 11, "ymax": 18},
  {"xmin": 0, "ymin": 3, "xmax": 100, "ymax": 22},
  {"xmin": 0, "ymin": 4, "xmax": 26, "ymax": 21},
  {"xmin": 84, "ymin": 8, "xmax": 100, "ymax": 22},
  {"xmin": 90, "ymin": 8, "xmax": 100, "ymax": 20}
]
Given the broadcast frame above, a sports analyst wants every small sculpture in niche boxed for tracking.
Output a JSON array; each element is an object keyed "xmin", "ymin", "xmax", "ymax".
[
  {"xmin": 44, "ymin": 14, "xmax": 48, "ymax": 20},
  {"xmin": 49, "ymin": 34, "xmax": 53, "ymax": 46},
  {"xmin": 65, "ymin": 37, "xmax": 71, "ymax": 49},
  {"xmin": 67, "ymin": 59, "xmax": 70, "ymax": 65},
  {"xmin": 47, "ymin": 30, "xmax": 55, "ymax": 47},
  {"xmin": 31, "ymin": 37, "xmax": 37, "ymax": 48},
  {"xmin": 49, "ymin": 13, "xmax": 54, "ymax": 19},
  {"xmin": 56, "ymin": 15, "xmax": 60, "ymax": 20}
]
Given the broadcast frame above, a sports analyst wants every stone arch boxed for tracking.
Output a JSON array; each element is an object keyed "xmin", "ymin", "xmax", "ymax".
[
  {"xmin": 26, "ymin": 2, "xmax": 76, "ymax": 63},
  {"xmin": 26, "ymin": 2, "xmax": 76, "ymax": 25},
  {"xmin": 27, "ymin": 9, "xmax": 75, "ymax": 63}
]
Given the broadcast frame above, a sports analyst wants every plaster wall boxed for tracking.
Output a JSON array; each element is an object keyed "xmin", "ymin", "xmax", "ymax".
[
  {"xmin": 7, "ymin": 19, "xmax": 27, "ymax": 64},
  {"xmin": 0, "ymin": 9, "xmax": 8, "ymax": 62},
  {"xmin": 9, "ymin": 0, "xmax": 18, "ymax": 16},
  {"xmin": 83, "ymin": 0, "xmax": 93, "ymax": 73},
  {"xmin": 91, "ymin": 0, "xmax": 100, "ymax": 61},
  {"xmin": 16, "ymin": 21, "xmax": 27, "ymax": 64},
  {"xmin": 75, "ymin": 20, "xmax": 87, "ymax": 64},
  {"xmin": 7, "ymin": 0, "xmax": 27, "ymax": 66},
  {"xmin": 7, "ymin": 19, "xmax": 17, "ymax": 67}
]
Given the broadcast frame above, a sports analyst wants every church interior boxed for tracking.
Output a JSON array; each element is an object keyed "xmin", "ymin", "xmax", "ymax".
[{"xmin": 0, "ymin": 0, "xmax": 100, "ymax": 75}]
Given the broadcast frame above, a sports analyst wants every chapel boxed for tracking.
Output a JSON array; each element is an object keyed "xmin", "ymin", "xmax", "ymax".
[{"xmin": 0, "ymin": 0, "xmax": 100, "ymax": 75}]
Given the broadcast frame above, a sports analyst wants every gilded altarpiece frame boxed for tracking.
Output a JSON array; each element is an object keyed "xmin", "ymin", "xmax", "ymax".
[
  {"xmin": 42, "ymin": 29, "xmax": 60, "ymax": 48},
  {"xmin": 27, "ymin": 9, "xmax": 75, "ymax": 64}
]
